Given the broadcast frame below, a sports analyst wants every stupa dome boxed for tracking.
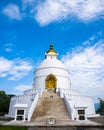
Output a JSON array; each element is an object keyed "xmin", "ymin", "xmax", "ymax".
[
  {"xmin": 37, "ymin": 58, "xmax": 66, "ymax": 70},
  {"xmin": 33, "ymin": 44, "xmax": 71, "ymax": 90}
]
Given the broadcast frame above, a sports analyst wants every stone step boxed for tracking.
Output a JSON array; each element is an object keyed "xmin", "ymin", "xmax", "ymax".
[{"xmin": 31, "ymin": 92, "xmax": 70, "ymax": 121}]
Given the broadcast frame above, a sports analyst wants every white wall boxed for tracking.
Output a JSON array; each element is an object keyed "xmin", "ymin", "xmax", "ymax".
[
  {"xmin": 33, "ymin": 67, "xmax": 71, "ymax": 90},
  {"xmin": 8, "ymin": 93, "xmax": 37, "ymax": 118},
  {"xmin": 64, "ymin": 94, "xmax": 96, "ymax": 119}
]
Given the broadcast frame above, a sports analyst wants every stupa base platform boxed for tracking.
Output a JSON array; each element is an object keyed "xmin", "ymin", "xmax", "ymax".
[{"xmin": 2, "ymin": 119, "xmax": 102, "ymax": 126}]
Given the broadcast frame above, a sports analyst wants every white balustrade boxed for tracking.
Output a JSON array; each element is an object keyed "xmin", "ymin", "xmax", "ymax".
[
  {"xmin": 59, "ymin": 88, "xmax": 80, "ymax": 98},
  {"xmin": 28, "ymin": 92, "xmax": 40, "ymax": 121}
]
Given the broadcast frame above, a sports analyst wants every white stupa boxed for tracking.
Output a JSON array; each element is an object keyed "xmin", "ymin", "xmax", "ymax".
[
  {"xmin": 33, "ymin": 44, "xmax": 71, "ymax": 91},
  {"xmin": 8, "ymin": 44, "xmax": 98, "ymax": 121}
]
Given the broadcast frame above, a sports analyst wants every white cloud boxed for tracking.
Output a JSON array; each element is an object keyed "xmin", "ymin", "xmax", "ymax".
[
  {"xmin": 35, "ymin": 0, "xmax": 104, "ymax": 26},
  {"xmin": 15, "ymin": 85, "xmax": 31, "ymax": 92},
  {"xmin": 2, "ymin": 0, "xmax": 104, "ymax": 25},
  {"xmin": 82, "ymin": 35, "xmax": 95, "ymax": 46},
  {"xmin": 61, "ymin": 40, "xmax": 104, "ymax": 102},
  {"xmin": 0, "ymin": 57, "xmax": 33, "ymax": 80},
  {"xmin": 5, "ymin": 48, "xmax": 13, "ymax": 52},
  {"xmin": 4, "ymin": 43, "xmax": 14, "ymax": 47},
  {"xmin": 0, "ymin": 57, "xmax": 13, "ymax": 74},
  {"xmin": 35, "ymin": 0, "xmax": 68, "ymax": 26},
  {"xmin": 3, "ymin": 4, "xmax": 22, "ymax": 20},
  {"xmin": 76, "ymin": 0, "xmax": 104, "ymax": 21},
  {"xmin": 22, "ymin": 0, "xmax": 36, "ymax": 10},
  {"xmin": 22, "ymin": 0, "xmax": 35, "ymax": 5},
  {"xmin": 3, "ymin": 43, "xmax": 14, "ymax": 52}
]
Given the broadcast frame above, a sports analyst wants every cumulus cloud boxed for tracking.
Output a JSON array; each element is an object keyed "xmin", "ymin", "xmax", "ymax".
[
  {"xmin": 2, "ymin": 0, "xmax": 104, "ymax": 25},
  {"xmin": 77, "ymin": 0, "xmax": 104, "ymax": 21},
  {"xmin": 35, "ymin": 0, "xmax": 68, "ymax": 26},
  {"xmin": 35, "ymin": 0, "xmax": 104, "ymax": 26},
  {"xmin": 3, "ymin": 4, "xmax": 22, "ymax": 20},
  {"xmin": 61, "ymin": 40, "xmax": 104, "ymax": 101},
  {"xmin": 0, "ymin": 57, "xmax": 13, "ymax": 75},
  {"xmin": 0, "ymin": 57, "xmax": 33, "ymax": 80}
]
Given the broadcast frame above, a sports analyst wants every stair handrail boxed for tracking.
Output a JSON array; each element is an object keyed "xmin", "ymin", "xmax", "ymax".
[
  {"xmin": 28, "ymin": 93, "xmax": 39, "ymax": 121},
  {"xmin": 64, "ymin": 94, "xmax": 74, "ymax": 119}
]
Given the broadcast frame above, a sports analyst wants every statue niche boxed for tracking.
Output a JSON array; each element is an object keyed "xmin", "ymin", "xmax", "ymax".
[{"xmin": 46, "ymin": 74, "xmax": 57, "ymax": 89}]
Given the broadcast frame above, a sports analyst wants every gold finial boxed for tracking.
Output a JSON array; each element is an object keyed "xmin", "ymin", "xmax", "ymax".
[
  {"xmin": 46, "ymin": 43, "xmax": 57, "ymax": 54},
  {"xmin": 50, "ymin": 43, "xmax": 53, "ymax": 50}
]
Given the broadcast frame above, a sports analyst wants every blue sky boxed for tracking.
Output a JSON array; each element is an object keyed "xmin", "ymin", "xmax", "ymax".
[{"xmin": 0, "ymin": 0, "xmax": 104, "ymax": 102}]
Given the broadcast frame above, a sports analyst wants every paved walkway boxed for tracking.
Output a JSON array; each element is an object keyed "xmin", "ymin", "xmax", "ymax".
[{"xmin": 1, "ymin": 119, "xmax": 102, "ymax": 126}]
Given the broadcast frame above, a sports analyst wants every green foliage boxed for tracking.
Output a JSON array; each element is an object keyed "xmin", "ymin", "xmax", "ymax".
[
  {"xmin": 0, "ymin": 91, "xmax": 15, "ymax": 114},
  {"xmin": 0, "ymin": 125, "xmax": 27, "ymax": 130},
  {"xmin": 96, "ymin": 98, "xmax": 104, "ymax": 115}
]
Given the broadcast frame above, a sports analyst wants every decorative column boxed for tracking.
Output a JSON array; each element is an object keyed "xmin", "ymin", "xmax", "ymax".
[
  {"xmin": 76, "ymin": 109, "xmax": 79, "ymax": 120},
  {"xmin": 84, "ymin": 109, "xmax": 87, "ymax": 120},
  {"xmin": 14, "ymin": 109, "xmax": 17, "ymax": 121},
  {"xmin": 23, "ymin": 109, "xmax": 26, "ymax": 121}
]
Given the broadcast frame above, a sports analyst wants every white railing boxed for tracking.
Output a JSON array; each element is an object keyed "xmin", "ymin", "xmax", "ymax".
[
  {"xmin": 59, "ymin": 88, "xmax": 80, "ymax": 98},
  {"xmin": 24, "ymin": 88, "xmax": 43, "ymax": 96},
  {"xmin": 28, "ymin": 93, "xmax": 39, "ymax": 121},
  {"xmin": 65, "ymin": 94, "xmax": 92, "ymax": 101},
  {"xmin": 64, "ymin": 94, "xmax": 73, "ymax": 119}
]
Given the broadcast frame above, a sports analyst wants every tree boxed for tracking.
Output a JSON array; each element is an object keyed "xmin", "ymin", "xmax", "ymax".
[
  {"xmin": 0, "ymin": 91, "xmax": 15, "ymax": 115},
  {"xmin": 96, "ymin": 98, "xmax": 104, "ymax": 115}
]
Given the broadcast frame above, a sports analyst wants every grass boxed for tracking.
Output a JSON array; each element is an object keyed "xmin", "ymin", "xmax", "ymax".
[{"xmin": 0, "ymin": 125, "xmax": 28, "ymax": 130}]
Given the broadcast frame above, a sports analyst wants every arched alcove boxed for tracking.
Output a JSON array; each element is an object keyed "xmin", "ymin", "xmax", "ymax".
[{"xmin": 45, "ymin": 74, "xmax": 57, "ymax": 89}]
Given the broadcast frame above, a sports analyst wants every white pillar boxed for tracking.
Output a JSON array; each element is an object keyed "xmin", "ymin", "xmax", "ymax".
[
  {"xmin": 85, "ymin": 109, "xmax": 87, "ymax": 120},
  {"xmin": 14, "ymin": 109, "xmax": 17, "ymax": 121},
  {"xmin": 76, "ymin": 110, "xmax": 79, "ymax": 120},
  {"xmin": 23, "ymin": 109, "xmax": 26, "ymax": 121}
]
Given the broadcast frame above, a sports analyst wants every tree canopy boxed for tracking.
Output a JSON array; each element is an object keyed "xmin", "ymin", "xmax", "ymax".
[
  {"xmin": 0, "ymin": 91, "xmax": 14, "ymax": 115},
  {"xmin": 96, "ymin": 98, "xmax": 104, "ymax": 115}
]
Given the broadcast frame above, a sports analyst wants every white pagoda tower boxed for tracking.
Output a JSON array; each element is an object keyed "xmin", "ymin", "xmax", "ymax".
[{"xmin": 8, "ymin": 44, "xmax": 98, "ymax": 122}]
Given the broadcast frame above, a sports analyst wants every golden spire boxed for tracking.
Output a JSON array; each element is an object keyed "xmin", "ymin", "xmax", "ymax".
[{"xmin": 46, "ymin": 43, "xmax": 57, "ymax": 54}]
